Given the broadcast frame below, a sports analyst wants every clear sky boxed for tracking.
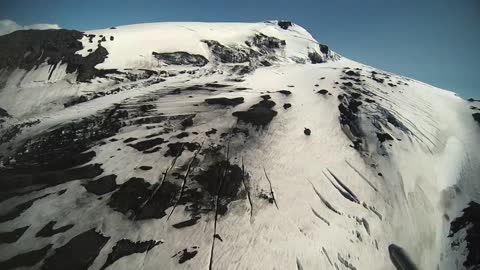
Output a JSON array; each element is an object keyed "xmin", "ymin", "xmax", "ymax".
[{"xmin": 1, "ymin": 0, "xmax": 479, "ymax": 98}]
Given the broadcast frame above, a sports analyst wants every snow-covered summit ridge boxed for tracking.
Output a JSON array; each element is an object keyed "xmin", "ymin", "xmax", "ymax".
[{"xmin": 78, "ymin": 20, "xmax": 336, "ymax": 69}]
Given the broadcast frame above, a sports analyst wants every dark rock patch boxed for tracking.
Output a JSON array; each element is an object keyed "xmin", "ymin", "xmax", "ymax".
[
  {"xmin": 0, "ymin": 29, "xmax": 113, "ymax": 82},
  {"xmin": 365, "ymin": 98, "xmax": 375, "ymax": 103},
  {"xmin": 473, "ymin": 113, "xmax": 480, "ymax": 125},
  {"xmin": 377, "ymin": 133, "xmax": 394, "ymax": 142},
  {"xmin": 1, "ymin": 106, "xmax": 124, "ymax": 195},
  {"xmin": 304, "ymin": 128, "xmax": 311, "ymax": 136},
  {"xmin": 129, "ymin": 137, "xmax": 167, "ymax": 152},
  {"xmin": 202, "ymin": 40, "xmax": 251, "ymax": 63},
  {"xmin": 206, "ymin": 128, "xmax": 217, "ymax": 136},
  {"xmin": 308, "ymin": 52, "xmax": 324, "ymax": 64},
  {"xmin": 100, "ymin": 239, "xmax": 161, "ymax": 270},
  {"xmin": 232, "ymin": 99, "xmax": 277, "ymax": 127},
  {"xmin": 194, "ymin": 161, "xmax": 245, "ymax": 215},
  {"xmin": 317, "ymin": 89, "xmax": 329, "ymax": 95},
  {"xmin": 205, "ymin": 83, "xmax": 229, "ymax": 88},
  {"xmin": 138, "ymin": 166, "xmax": 152, "ymax": 171},
  {"xmin": 164, "ymin": 142, "xmax": 200, "ymax": 157},
  {"xmin": 83, "ymin": 174, "xmax": 118, "ymax": 195},
  {"xmin": 338, "ymin": 94, "xmax": 364, "ymax": 150},
  {"xmin": 449, "ymin": 201, "xmax": 480, "ymax": 268},
  {"xmin": 277, "ymin": 90, "xmax": 291, "ymax": 96},
  {"xmin": 277, "ymin": 20, "xmax": 293, "ymax": 30},
  {"xmin": 0, "ymin": 107, "xmax": 11, "ymax": 118},
  {"xmin": 0, "ymin": 225, "xmax": 29, "ymax": 244},
  {"xmin": 345, "ymin": 70, "xmax": 360, "ymax": 77},
  {"xmin": 36, "ymin": 221, "xmax": 74, "ymax": 237},
  {"xmin": 181, "ymin": 116, "xmax": 195, "ymax": 128},
  {"xmin": 123, "ymin": 137, "xmax": 137, "ymax": 143},
  {"xmin": 0, "ymin": 244, "xmax": 52, "ymax": 270},
  {"xmin": 283, "ymin": 103, "xmax": 292, "ymax": 110},
  {"xmin": 0, "ymin": 193, "xmax": 51, "ymax": 223},
  {"xmin": 172, "ymin": 217, "xmax": 201, "ymax": 229},
  {"xmin": 319, "ymin": 44, "xmax": 329, "ymax": 54},
  {"xmin": 42, "ymin": 228, "xmax": 109, "ymax": 270},
  {"xmin": 205, "ymin": 97, "xmax": 244, "ymax": 106},
  {"xmin": 152, "ymin": 51, "xmax": 208, "ymax": 66},
  {"xmin": 388, "ymin": 244, "xmax": 419, "ymax": 270},
  {"xmin": 108, "ymin": 177, "xmax": 178, "ymax": 220},
  {"xmin": 172, "ymin": 247, "xmax": 199, "ymax": 264},
  {"xmin": 261, "ymin": 94, "xmax": 271, "ymax": 100},
  {"xmin": 176, "ymin": 132, "xmax": 189, "ymax": 139}
]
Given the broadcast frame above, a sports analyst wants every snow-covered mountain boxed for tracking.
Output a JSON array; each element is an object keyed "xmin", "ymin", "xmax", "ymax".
[{"xmin": 0, "ymin": 20, "xmax": 479, "ymax": 270}]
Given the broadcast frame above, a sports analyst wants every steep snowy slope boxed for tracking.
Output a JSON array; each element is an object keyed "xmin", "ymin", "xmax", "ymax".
[{"xmin": 0, "ymin": 21, "xmax": 479, "ymax": 270}]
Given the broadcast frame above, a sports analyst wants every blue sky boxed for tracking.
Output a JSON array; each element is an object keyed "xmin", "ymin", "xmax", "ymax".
[{"xmin": 1, "ymin": 0, "xmax": 479, "ymax": 98}]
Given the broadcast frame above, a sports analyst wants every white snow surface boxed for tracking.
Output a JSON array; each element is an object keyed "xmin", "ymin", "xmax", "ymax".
[{"xmin": 0, "ymin": 21, "xmax": 479, "ymax": 270}]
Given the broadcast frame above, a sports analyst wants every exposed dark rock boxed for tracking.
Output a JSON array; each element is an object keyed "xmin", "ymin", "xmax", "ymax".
[
  {"xmin": 36, "ymin": 221, "xmax": 74, "ymax": 237},
  {"xmin": 388, "ymin": 83, "xmax": 397, "ymax": 87},
  {"xmin": 338, "ymin": 94, "xmax": 364, "ymax": 150},
  {"xmin": 42, "ymin": 229, "xmax": 109, "ymax": 270},
  {"xmin": 449, "ymin": 201, "xmax": 480, "ymax": 268},
  {"xmin": 164, "ymin": 142, "xmax": 200, "ymax": 157},
  {"xmin": 129, "ymin": 138, "xmax": 167, "ymax": 152},
  {"xmin": 308, "ymin": 52, "xmax": 324, "ymax": 64},
  {"xmin": 304, "ymin": 128, "xmax": 311, "ymax": 136},
  {"xmin": 319, "ymin": 44, "xmax": 329, "ymax": 54},
  {"xmin": 202, "ymin": 40, "xmax": 251, "ymax": 63},
  {"xmin": 277, "ymin": 20, "xmax": 293, "ymax": 30},
  {"xmin": 194, "ymin": 161, "xmax": 245, "ymax": 215},
  {"xmin": 0, "ymin": 244, "xmax": 52, "ymax": 270},
  {"xmin": 181, "ymin": 116, "xmax": 195, "ymax": 128},
  {"xmin": 206, "ymin": 128, "xmax": 217, "ymax": 136},
  {"xmin": 388, "ymin": 244, "xmax": 419, "ymax": 270},
  {"xmin": 283, "ymin": 103, "xmax": 292, "ymax": 109},
  {"xmin": 173, "ymin": 247, "xmax": 199, "ymax": 264},
  {"xmin": 1, "ymin": 106, "xmax": 124, "ymax": 196},
  {"xmin": 317, "ymin": 89, "xmax": 329, "ymax": 95},
  {"xmin": 108, "ymin": 177, "xmax": 178, "ymax": 220},
  {"xmin": 0, "ymin": 226, "xmax": 29, "ymax": 244},
  {"xmin": 232, "ymin": 99, "xmax": 277, "ymax": 127},
  {"xmin": 176, "ymin": 132, "xmax": 189, "ymax": 139},
  {"xmin": 152, "ymin": 51, "xmax": 208, "ymax": 66},
  {"xmin": 83, "ymin": 174, "xmax": 118, "ymax": 195},
  {"xmin": 345, "ymin": 70, "xmax": 360, "ymax": 77},
  {"xmin": 205, "ymin": 97, "xmax": 244, "ymax": 106},
  {"xmin": 251, "ymin": 33, "xmax": 286, "ymax": 50},
  {"xmin": 205, "ymin": 83, "xmax": 229, "ymax": 88},
  {"xmin": 473, "ymin": 113, "xmax": 480, "ymax": 125},
  {"xmin": 100, "ymin": 239, "xmax": 160, "ymax": 270},
  {"xmin": 172, "ymin": 217, "xmax": 200, "ymax": 229},
  {"xmin": 0, "ymin": 107, "xmax": 10, "ymax": 118},
  {"xmin": 123, "ymin": 137, "xmax": 137, "ymax": 143},
  {"xmin": 138, "ymin": 166, "xmax": 152, "ymax": 171},
  {"xmin": 0, "ymin": 193, "xmax": 51, "ymax": 223},
  {"xmin": 261, "ymin": 94, "xmax": 271, "ymax": 100},
  {"xmin": 338, "ymin": 253, "xmax": 357, "ymax": 270},
  {"xmin": 377, "ymin": 133, "xmax": 394, "ymax": 142},
  {"xmin": 277, "ymin": 90, "xmax": 291, "ymax": 96}
]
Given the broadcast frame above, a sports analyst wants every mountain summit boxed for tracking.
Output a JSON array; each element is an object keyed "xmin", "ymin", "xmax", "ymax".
[{"xmin": 0, "ymin": 20, "xmax": 479, "ymax": 270}]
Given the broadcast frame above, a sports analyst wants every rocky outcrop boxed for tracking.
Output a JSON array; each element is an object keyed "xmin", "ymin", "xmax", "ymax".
[{"xmin": 152, "ymin": 51, "xmax": 208, "ymax": 66}]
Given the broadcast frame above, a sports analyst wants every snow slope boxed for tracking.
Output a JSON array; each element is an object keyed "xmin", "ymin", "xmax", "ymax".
[{"xmin": 0, "ymin": 20, "xmax": 479, "ymax": 270}]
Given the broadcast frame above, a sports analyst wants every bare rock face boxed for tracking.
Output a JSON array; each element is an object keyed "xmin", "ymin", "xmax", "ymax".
[
  {"xmin": 0, "ymin": 29, "xmax": 114, "ymax": 82},
  {"xmin": 152, "ymin": 51, "xmax": 208, "ymax": 66}
]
